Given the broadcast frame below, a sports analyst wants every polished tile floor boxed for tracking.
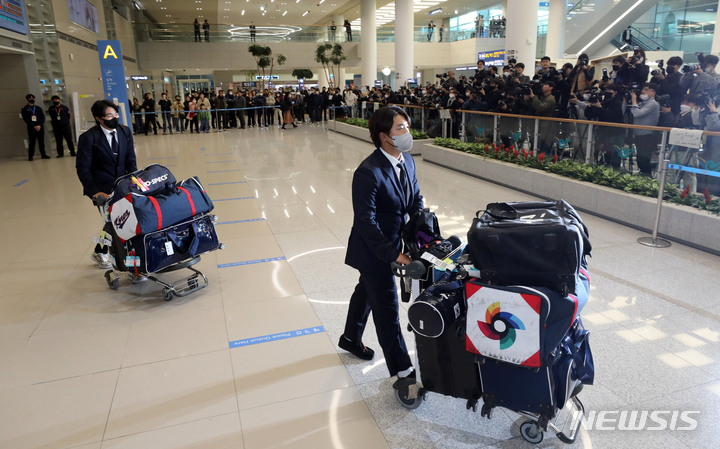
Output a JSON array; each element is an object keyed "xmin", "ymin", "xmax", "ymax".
[{"xmin": 0, "ymin": 122, "xmax": 719, "ymax": 448}]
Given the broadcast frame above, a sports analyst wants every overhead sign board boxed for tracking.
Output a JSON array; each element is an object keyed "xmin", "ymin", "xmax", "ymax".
[
  {"xmin": 477, "ymin": 49, "xmax": 506, "ymax": 67},
  {"xmin": 131, "ymin": 75, "xmax": 148, "ymax": 80}
]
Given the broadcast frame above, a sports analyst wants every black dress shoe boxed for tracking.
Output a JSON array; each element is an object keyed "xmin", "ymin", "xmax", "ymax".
[
  {"xmin": 41, "ymin": 154, "xmax": 51, "ymax": 159},
  {"xmin": 392, "ymin": 370, "xmax": 417, "ymax": 389},
  {"xmin": 338, "ymin": 335, "xmax": 374, "ymax": 360},
  {"xmin": 57, "ymin": 155, "xmax": 64, "ymax": 158}
]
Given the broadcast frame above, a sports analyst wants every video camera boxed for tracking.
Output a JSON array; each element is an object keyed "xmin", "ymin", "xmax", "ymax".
[
  {"xmin": 699, "ymin": 90, "xmax": 720, "ymax": 107},
  {"xmin": 521, "ymin": 80, "xmax": 543, "ymax": 96},
  {"xmin": 656, "ymin": 94, "xmax": 671, "ymax": 108},
  {"xmin": 628, "ymin": 47, "xmax": 642, "ymax": 65},
  {"xmin": 619, "ymin": 83, "xmax": 641, "ymax": 101},
  {"xmin": 651, "ymin": 59, "xmax": 665, "ymax": 76}
]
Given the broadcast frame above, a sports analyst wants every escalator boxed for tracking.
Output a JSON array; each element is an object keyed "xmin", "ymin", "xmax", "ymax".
[{"xmin": 564, "ymin": 0, "xmax": 662, "ymax": 56}]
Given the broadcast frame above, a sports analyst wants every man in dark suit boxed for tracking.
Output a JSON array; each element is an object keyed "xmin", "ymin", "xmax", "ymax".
[
  {"xmin": 341, "ymin": 105, "xmax": 423, "ymax": 383},
  {"xmin": 76, "ymin": 100, "xmax": 137, "ymax": 270},
  {"xmin": 48, "ymin": 95, "xmax": 75, "ymax": 157},
  {"xmin": 21, "ymin": 93, "xmax": 50, "ymax": 161}
]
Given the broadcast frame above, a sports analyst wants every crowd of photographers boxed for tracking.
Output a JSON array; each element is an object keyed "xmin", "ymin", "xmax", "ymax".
[{"xmin": 339, "ymin": 50, "xmax": 720, "ymax": 193}]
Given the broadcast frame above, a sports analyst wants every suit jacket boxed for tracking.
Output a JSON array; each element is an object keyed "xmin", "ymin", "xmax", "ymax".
[
  {"xmin": 345, "ymin": 149, "xmax": 423, "ymax": 275},
  {"xmin": 76, "ymin": 124, "xmax": 137, "ymax": 198}
]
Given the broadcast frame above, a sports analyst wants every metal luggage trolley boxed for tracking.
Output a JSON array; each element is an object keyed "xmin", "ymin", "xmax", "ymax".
[
  {"xmin": 390, "ymin": 246, "xmax": 587, "ymax": 445},
  {"xmin": 93, "ymin": 196, "xmax": 224, "ymax": 301}
]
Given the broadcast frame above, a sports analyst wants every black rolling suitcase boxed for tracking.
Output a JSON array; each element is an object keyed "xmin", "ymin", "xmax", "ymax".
[
  {"xmin": 407, "ymin": 276, "xmax": 482, "ymax": 401},
  {"xmin": 467, "ymin": 200, "xmax": 591, "ymax": 296}
]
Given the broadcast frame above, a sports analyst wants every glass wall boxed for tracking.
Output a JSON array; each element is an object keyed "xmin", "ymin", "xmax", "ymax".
[{"xmin": 638, "ymin": 0, "xmax": 716, "ymax": 57}]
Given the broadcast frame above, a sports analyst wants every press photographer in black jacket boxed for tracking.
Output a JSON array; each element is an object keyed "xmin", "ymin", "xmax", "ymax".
[{"xmin": 583, "ymin": 84, "xmax": 626, "ymax": 166}]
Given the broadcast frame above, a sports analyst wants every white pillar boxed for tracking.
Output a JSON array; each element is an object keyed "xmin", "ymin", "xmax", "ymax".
[
  {"xmin": 712, "ymin": 8, "xmax": 720, "ymax": 54},
  {"xmin": 361, "ymin": 0, "xmax": 377, "ymax": 87},
  {"xmin": 395, "ymin": 0, "xmax": 414, "ymax": 87},
  {"xmin": 337, "ymin": 67, "xmax": 346, "ymax": 87},
  {"xmin": 546, "ymin": 0, "xmax": 566, "ymax": 60},
  {"xmin": 502, "ymin": 0, "xmax": 508, "ymax": 17},
  {"xmin": 504, "ymin": 0, "xmax": 539, "ymax": 72},
  {"xmin": 319, "ymin": 68, "xmax": 330, "ymax": 89}
]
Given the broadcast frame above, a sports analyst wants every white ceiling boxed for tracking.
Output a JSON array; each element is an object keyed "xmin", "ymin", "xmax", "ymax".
[{"xmin": 138, "ymin": 0, "xmax": 501, "ymax": 27}]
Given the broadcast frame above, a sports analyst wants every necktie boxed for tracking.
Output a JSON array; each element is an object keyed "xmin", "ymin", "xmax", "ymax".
[
  {"xmin": 110, "ymin": 131, "xmax": 119, "ymax": 163},
  {"xmin": 397, "ymin": 160, "xmax": 411, "ymax": 209}
]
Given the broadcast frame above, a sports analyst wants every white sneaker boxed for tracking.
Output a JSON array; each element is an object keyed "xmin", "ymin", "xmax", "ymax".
[
  {"xmin": 126, "ymin": 272, "xmax": 148, "ymax": 283},
  {"xmin": 91, "ymin": 252, "xmax": 112, "ymax": 269}
]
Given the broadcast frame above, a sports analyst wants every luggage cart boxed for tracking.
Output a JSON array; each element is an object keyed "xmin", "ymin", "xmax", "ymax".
[
  {"xmin": 390, "ymin": 247, "xmax": 587, "ymax": 445},
  {"xmin": 93, "ymin": 196, "xmax": 224, "ymax": 301}
]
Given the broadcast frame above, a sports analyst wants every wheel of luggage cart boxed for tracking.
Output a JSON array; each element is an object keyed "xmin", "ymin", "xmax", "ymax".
[
  {"xmin": 104, "ymin": 270, "xmax": 119, "ymax": 290},
  {"xmin": 162, "ymin": 288, "xmax": 174, "ymax": 301},
  {"xmin": 394, "ymin": 388, "xmax": 423, "ymax": 410},
  {"xmin": 520, "ymin": 421, "xmax": 544, "ymax": 444}
]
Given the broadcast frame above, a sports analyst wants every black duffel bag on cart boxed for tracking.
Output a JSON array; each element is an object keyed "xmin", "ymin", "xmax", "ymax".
[{"xmin": 466, "ymin": 200, "xmax": 591, "ymax": 297}]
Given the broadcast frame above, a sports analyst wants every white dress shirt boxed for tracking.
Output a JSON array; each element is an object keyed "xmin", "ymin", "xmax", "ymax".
[
  {"xmin": 379, "ymin": 147, "xmax": 405, "ymax": 183},
  {"xmin": 100, "ymin": 125, "xmax": 117, "ymax": 155}
]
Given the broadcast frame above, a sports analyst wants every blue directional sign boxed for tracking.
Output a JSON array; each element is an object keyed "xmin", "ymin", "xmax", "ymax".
[{"xmin": 97, "ymin": 40, "xmax": 129, "ymax": 125}]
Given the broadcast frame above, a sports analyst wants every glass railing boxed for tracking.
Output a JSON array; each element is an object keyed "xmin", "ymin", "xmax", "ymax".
[
  {"xmin": 133, "ymin": 23, "xmax": 506, "ymax": 44},
  {"xmin": 338, "ymin": 103, "xmax": 720, "ymax": 246},
  {"xmin": 348, "ymin": 103, "xmax": 720, "ymax": 197}
]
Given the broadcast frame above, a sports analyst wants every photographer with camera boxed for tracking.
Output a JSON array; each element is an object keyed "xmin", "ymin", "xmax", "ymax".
[
  {"xmin": 680, "ymin": 62, "xmax": 718, "ymax": 95},
  {"xmin": 629, "ymin": 83, "xmax": 661, "ymax": 176},
  {"xmin": 525, "ymin": 81, "xmax": 557, "ymax": 153},
  {"xmin": 475, "ymin": 60, "xmax": 489, "ymax": 81},
  {"xmin": 481, "ymin": 78, "xmax": 505, "ymax": 111},
  {"xmin": 628, "ymin": 48, "xmax": 650, "ymax": 85},
  {"xmin": 535, "ymin": 56, "xmax": 552, "ymax": 80},
  {"xmin": 512, "ymin": 63, "xmax": 531, "ymax": 85},
  {"xmin": 603, "ymin": 55, "xmax": 631, "ymax": 86},
  {"xmin": 653, "ymin": 56, "xmax": 684, "ymax": 114},
  {"xmin": 568, "ymin": 54, "xmax": 595, "ymax": 93},
  {"xmin": 697, "ymin": 53, "xmax": 720, "ymax": 83},
  {"xmin": 583, "ymin": 84, "xmax": 627, "ymax": 165}
]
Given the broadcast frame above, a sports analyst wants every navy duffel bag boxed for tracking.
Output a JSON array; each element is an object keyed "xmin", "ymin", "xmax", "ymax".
[
  {"xmin": 125, "ymin": 214, "xmax": 221, "ymax": 273},
  {"xmin": 109, "ymin": 176, "xmax": 214, "ymax": 242}
]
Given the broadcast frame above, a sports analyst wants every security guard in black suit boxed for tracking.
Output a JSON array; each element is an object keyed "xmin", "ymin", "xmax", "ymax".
[
  {"xmin": 76, "ymin": 100, "xmax": 137, "ymax": 269},
  {"xmin": 21, "ymin": 93, "xmax": 50, "ymax": 161},
  {"xmin": 48, "ymin": 95, "xmax": 75, "ymax": 157},
  {"xmin": 340, "ymin": 105, "xmax": 424, "ymax": 382}
]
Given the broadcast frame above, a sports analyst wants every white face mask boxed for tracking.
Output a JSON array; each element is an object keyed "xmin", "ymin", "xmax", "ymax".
[
  {"xmin": 466, "ymin": 92, "xmax": 471, "ymax": 98},
  {"xmin": 582, "ymin": 94, "xmax": 591, "ymax": 100},
  {"xmin": 422, "ymin": 91, "xmax": 427, "ymax": 95},
  {"xmin": 449, "ymin": 94, "xmax": 455, "ymax": 98},
  {"xmin": 680, "ymin": 104, "xmax": 691, "ymax": 113},
  {"xmin": 639, "ymin": 94, "xmax": 649, "ymax": 101},
  {"xmin": 390, "ymin": 130, "xmax": 413, "ymax": 153},
  {"xmin": 637, "ymin": 57, "xmax": 644, "ymax": 64}
]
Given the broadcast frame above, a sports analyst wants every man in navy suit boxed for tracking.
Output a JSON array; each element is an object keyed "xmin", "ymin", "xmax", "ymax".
[
  {"xmin": 340, "ymin": 105, "xmax": 423, "ymax": 383},
  {"xmin": 76, "ymin": 100, "xmax": 137, "ymax": 270}
]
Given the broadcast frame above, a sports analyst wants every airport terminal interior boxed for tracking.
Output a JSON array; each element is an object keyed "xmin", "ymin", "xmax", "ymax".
[{"xmin": 1, "ymin": 0, "xmax": 720, "ymax": 448}]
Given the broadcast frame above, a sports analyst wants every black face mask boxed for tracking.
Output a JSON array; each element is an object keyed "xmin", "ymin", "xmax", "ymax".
[
  {"xmin": 613, "ymin": 65, "xmax": 621, "ymax": 71},
  {"xmin": 28, "ymin": 99, "xmax": 35, "ymax": 104},
  {"xmin": 667, "ymin": 67, "xmax": 675, "ymax": 74},
  {"xmin": 53, "ymin": 101, "xmax": 60, "ymax": 106},
  {"xmin": 104, "ymin": 117, "xmax": 119, "ymax": 129}
]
